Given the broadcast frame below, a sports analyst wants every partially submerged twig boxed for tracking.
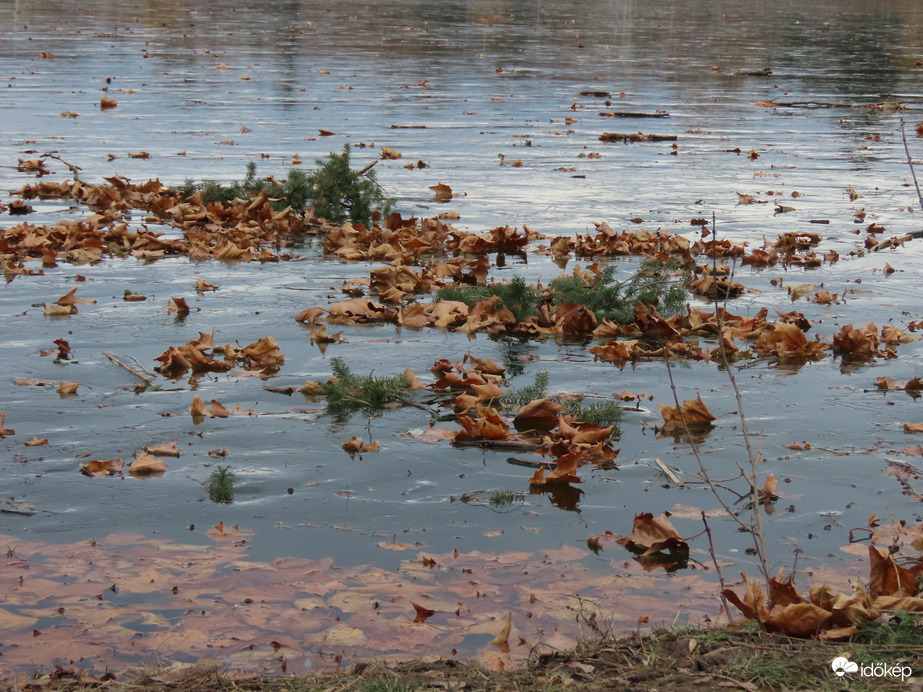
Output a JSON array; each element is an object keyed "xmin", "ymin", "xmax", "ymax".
[
  {"xmin": 41, "ymin": 152, "xmax": 82, "ymax": 181},
  {"xmin": 900, "ymin": 118, "xmax": 923, "ymax": 213},
  {"xmin": 103, "ymin": 351, "xmax": 153, "ymax": 386},
  {"xmin": 870, "ymin": 119, "xmax": 923, "ymax": 251}
]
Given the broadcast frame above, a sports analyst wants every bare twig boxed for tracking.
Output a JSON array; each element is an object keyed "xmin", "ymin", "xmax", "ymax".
[
  {"xmin": 102, "ymin": 351, "xmax": 153, "ymax": 386},
  {"xmin": 40, "ymin": 152, "xmax": 82, "ymax": 181},
  {"xmin": 900, "ymin": 118, "xmax": 923, "ymax": 212},
  {"xmin": 710, "ymin": 213, "xmax": 772, "ymax": 590},
  {"xmin": 872, "ymin": 120, "xmax": 923, "ymax": 250},
  {"xmin": 702, "ymin": 511, "xmax": 733, "ymax": 621}
]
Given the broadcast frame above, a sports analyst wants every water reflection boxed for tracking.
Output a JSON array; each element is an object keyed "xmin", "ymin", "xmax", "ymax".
[{"xmin": 529, "ymin": 483, "xmax": 583, "ymax": 512}]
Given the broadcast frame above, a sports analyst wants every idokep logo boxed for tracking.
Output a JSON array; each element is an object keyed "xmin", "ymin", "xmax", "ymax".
[
  {"xmin": 831, "ymin": 657, "xmax": 858, "ymax": 677},
  {"xmin": 831, "ymin": 656, "xmax": 913, "ymax": 682}
]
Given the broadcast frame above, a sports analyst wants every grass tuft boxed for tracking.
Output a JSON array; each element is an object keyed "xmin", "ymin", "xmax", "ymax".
[
  {"xmin": 207, "ymin": 465, "xmax": 235, "ymax": 504},
  {"xmin": 319, "ymin": 356, "xmax": 411, "ymax": 420},
  {"xmin": 181, "ymin": 146, "xmax": 391, "ymax": 226}
]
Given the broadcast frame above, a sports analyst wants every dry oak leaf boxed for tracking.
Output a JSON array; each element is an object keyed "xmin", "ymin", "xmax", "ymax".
[
  {"xmin": 168, "ymin": 296, "xmax": 190, "ymax": 313},
  {"xmin": 556, "ymin": 416, "xmax": 615, "ymax": 444},
  {"xmin": 403, "ymin": 369, "xmax": 427, "ymax": 390},
  {"xmin": 309, "ymin": 323, "xmax": 343, "ymax": 344},
  {"xmin": 529, "ymin": 447, "xmax": 587, "ymax": 485},
  {"xmin": 25, "ymin": 436, "xmax": 48, "ymax": 447},
  {"xmin": 471, "ymin": 381, "xmax": 504, "ymax": 401},
  {"xmin": 657, "ymin": 394, "xmax": 715, "ymax": 430},
  {"xmin": 44, "ymin": 303, "xmax": 77, "ymax": 316},
  {"xmin": 129, "ymin": 452, "xmax": 167, "ymax": 475},
  {"xmin": 79, "ymin": 457, "xmax": 124, "ymax": 477},
  {"xmin": 429, "ymin": 183, "xmax": 453, "ymax": 202},
  {"xmin": 195, "ymin": 279, "xmax": 218, "ymax": 293},
  {"xmin": 468, "ymin": 355, "xmax": 506, "ymax": 376},
  {"xmin": 57, "ymin": 381, "xmax": 79, "ymax": 395},
  {"xmin": 411, "ymin": 601, "xmax": 436, "ymax": 623},
  {"xmin": 752, "ymin": 321, "xmax": 828, "ymax": 358},
  {"xmin": 882, "ymin": 325, "xmax": 919, "ymax": 344},
  {"xmin": 189, "ymin": 395, "xmax": 209, "ymax": 418},
  {"xmin": 0, "ymin": 412, "xmax": 14, "ymax": 437},
  {"xmin": 589, "ymin": 339, "xmax": 644, "ymax": 362},
  {"xmin": 144, "ymin": 439, "xmax": 181, "ymax": 457},
  {"xmin": 56, "ymin": 287, "xmax": 96, "ymax": 306},
  {"xmin": 326, "ymin": 298, "xmax": 395, "ymax": 323},
  {"xmin": 295, "ymin": 306, "xmax": 326, "ymax": 323},
  {"xmin": 342, "ymin": 437, "xmax": 381, "ymax": 454},
  {"xmin": 616, "ymin": 512, "xmax": 687, "ymax": 555},
  {"xmin": 868, "ymin": 545, "xmax": 923, "ymax": 599},
  {"xmin": 455, "ymin": 404, "xmax": 510, "ymax": 441},
  {"xmin": 905, "ymin": 423, "xmax": 923, "ymax": 433},
  {"xmin": 832, "ymin": 322, "xmax": 879, "ymax": 356},
  {"xmin": 514, "ymin": 398, "xmax": 565, "ymax": 428},
  {"xmin": 298, "ymin": 380, "xmax": 324, "ymax": 395}
]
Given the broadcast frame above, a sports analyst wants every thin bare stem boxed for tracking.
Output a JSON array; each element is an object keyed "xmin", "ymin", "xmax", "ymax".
[
  {"xmin": 662, "ymin": 351, "xmax": 749, "ymax": 535},
  {"xmin": 103, "ymin": 351, "xmax": 153, "ymax": 386},
  {"xmin": 711, "ymin": 213, "xmax": 772, "ymax": 590},
  {"xmin": 900, "ymin": 118, "xmax": 923, "ymax": 213},
  {"xmin": 702, "ymin": 511, "xmax": 733, "ymax": 621}
]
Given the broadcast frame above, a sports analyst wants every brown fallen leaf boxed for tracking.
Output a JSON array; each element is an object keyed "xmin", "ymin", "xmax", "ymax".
[
  {"xmin": 44, "ymin": 303, "xmax": 77, "ymax": 316},
  {"xmin": 129, "ymin": 452, "xmax": 167, "ymax": 476},
  {"xmin": 657, "ymin": 394, "xmax": 716, "ymax": 430},
  {"xmin": 491, "ymin": 611, "xmax": 513, "ymax": 652},
  {"xmin": 295, "ymin": 307, "xmax": 326, "ymax": 323},
  {"xmin": 0, "ymin": 412, "xmax": 14, "ymax": 437},
  {"xmin": 411, "ymin": 601, "xmax": 435, "ymax": 623},
  {"xmin": 195, "ymin": 279, "xmax": 218, "ymax": 293},
  {"xmin": 24, "ymin": 437, "xmax": 48, "ymax": 447},
  {"xmin": 14, "ymin": 378, "xmax": 54, "ymax": 387},
  {"xmin": 144, "ymin": 439, "xmax": 181, "ymax": 458},
  {"xmin": 514, "ymin": 398, "xmax": 564, "ymax": 428},
  {"xmin": 189, "ymin": 395, "xmax": 208, "ymax": 418},
  {"xmin": 168, "ymin": 296, "xmax": 190, "ymax": 314},
  {"xmin": 429, "ymin": 183, "xmax": 453, "ymax": 202},
  {"xmin": 56, "ymin": 288, "xmax": 96, "ymax": 306},
  {"xmin": 342, "ymin": 437, "xmax": 381, "ymax": 454},
  {"xmin": 79, "ymin": 457, "xmax": 124, "ymax": 477},
  {"xmin": 57, "ymin": 381, "xmax": 79, "ymax": 396}
]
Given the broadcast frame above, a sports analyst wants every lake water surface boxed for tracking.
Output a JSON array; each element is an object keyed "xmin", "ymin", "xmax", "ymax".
[{"xmin": 2, "ymin": 0, "xmax": 923, "ymax": 676}]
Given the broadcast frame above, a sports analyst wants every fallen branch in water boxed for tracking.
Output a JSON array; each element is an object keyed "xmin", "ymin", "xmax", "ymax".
[
  {"xmin": 871, "ymin": 119, "xmax": 923, "ymax": 251},
  {"xmin": 103, "ymin": 351, "xmax": 153, "ymax": 387}
]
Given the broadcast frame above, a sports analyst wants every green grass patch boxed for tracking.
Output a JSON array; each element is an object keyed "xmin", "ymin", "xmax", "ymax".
[
  {"xmin": 500, "ymin": 370, "xmax": 549, "ymax": 406},
  {"xmin": 488, "ymin": 489, "xmax": 524, "ymax": 508},
  {"xmin": 319, "ymin": 356, "xmax": 411, "ymax": 420},
  {"xmin": 562, "ymin": 398, "xmax": 623, "ymax": 428},
  {"xmin": 181, "ymin": 145, "xmax": 391, "ymax": 226},
  {"xmin": 549, "ymin": 260, "xmax": 689, "ymax": 324},
  {"xmin": 436, "ymin": 275, "xmax": 539, "ymax": 322},
  {"xmin": 207, "ymin": 465, "xmax": 235, "ymax": 504}
]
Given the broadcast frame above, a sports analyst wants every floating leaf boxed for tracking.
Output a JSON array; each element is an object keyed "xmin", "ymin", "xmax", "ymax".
[
  {"xmin": 657, "ymin": 395, "xmax": 715, "ymax": 430},
  {"xmin": 79, "ymin": 457, "xmax": 124, "ymax": 477},
  {"xmin": 129, "ymin": 452, "xmax": 167, "ymax": 476},
  {"xmin": 0, "ymin": 412, "xmax": 14, "ymax": 437},
  {"xmin": 342, "ymin": 437, "xmax": 381, "ymax": 454}
]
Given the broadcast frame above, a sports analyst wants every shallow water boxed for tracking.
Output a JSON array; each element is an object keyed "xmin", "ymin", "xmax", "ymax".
[{"xmin": 2, "ymin": 0, "xmax": 923, "ymax": 673}]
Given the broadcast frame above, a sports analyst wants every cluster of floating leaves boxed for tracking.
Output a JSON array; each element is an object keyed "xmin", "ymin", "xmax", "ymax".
[{"xmin": 725, "ymin": 515, "xmax": 923, "ymax": 638}]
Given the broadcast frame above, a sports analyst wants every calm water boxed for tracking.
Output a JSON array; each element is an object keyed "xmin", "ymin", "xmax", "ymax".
[{"xmin": 1, "ymin": 0, "xmax": 923, "ymax": 665}]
